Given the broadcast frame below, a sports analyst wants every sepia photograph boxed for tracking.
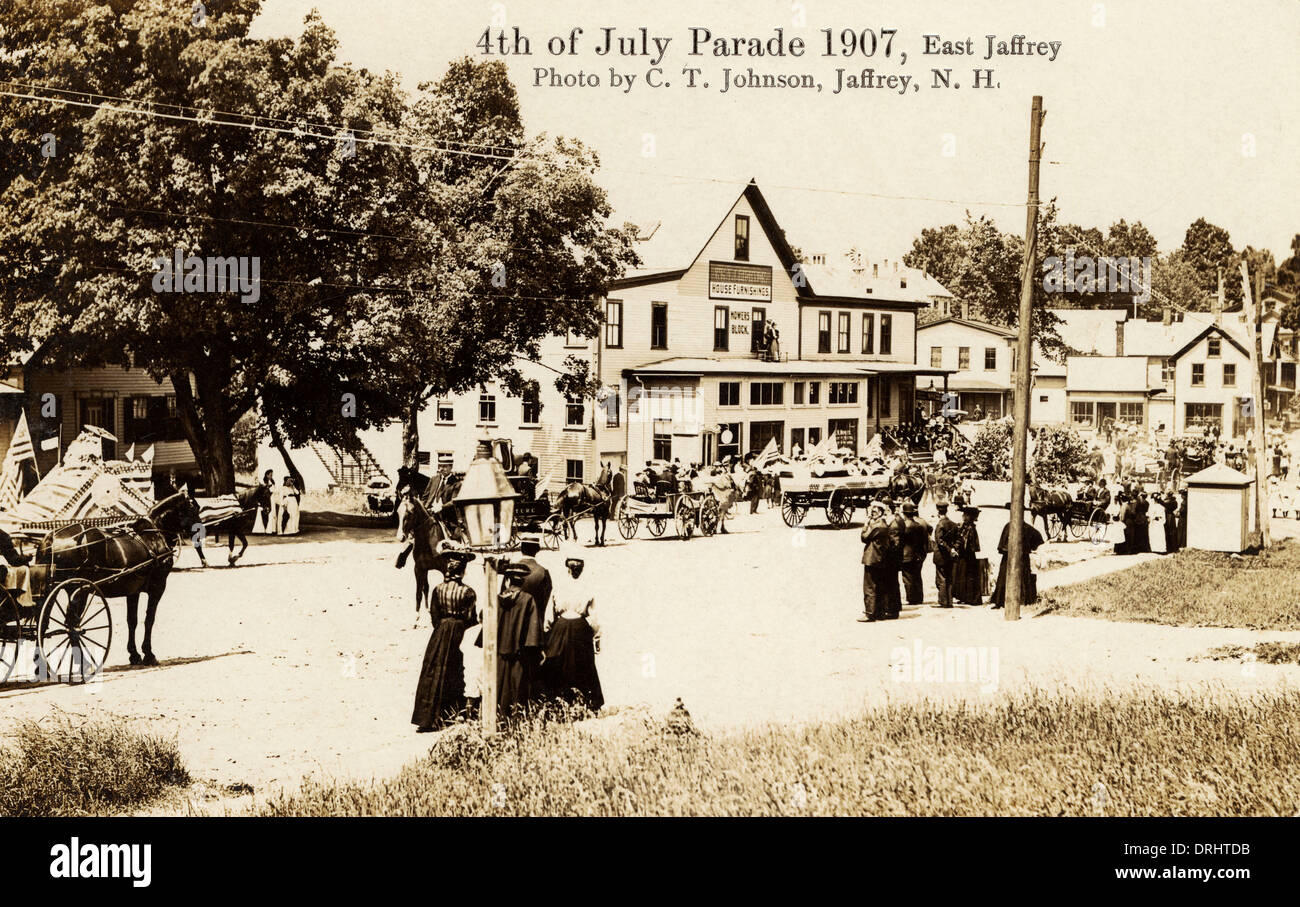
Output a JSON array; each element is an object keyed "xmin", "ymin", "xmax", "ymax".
[{"xmin": 0, "ymin": 0, "xmax": 1297, "ymax": 888}]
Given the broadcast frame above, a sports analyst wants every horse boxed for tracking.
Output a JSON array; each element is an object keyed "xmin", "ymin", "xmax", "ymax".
[
  {"xmin": 887, "ymin": 471, "xmax": 926, "ymax": 506},
  {"xmin": 36, "ymin": 496, "xmax": 185, "ymax": 667},
  {"xmin": 395, "ymin": 495, "xmax": 459, "ymax": 626},
  {"xmin": 559, "ymin": 463, "xmax": 613, "ymax": 546},
  {"xmin": 1029, "ymin": 485, "xmax": 1073, "ymax": 540},
  {"xmin": 704, "ymin": 467, "xmax": 741, "ymax": 532},
  {"xmin": 175, "ymin": 483, "xmax": 272, "ymax": 567}
]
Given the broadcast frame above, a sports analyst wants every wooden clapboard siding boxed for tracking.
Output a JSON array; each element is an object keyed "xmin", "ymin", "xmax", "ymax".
[{"xmin": 24, "ymin": 366, "xmax": 199, "ymax": 473}]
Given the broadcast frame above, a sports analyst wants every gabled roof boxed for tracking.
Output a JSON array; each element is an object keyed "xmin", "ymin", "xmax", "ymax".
[
  {"xmin": 1169, "ymin": 322, "xmax": 1249, "ymax": 361},
  {"xmin": 916, "ymin": 316, "xmax": 1016, "ymax": 338},
  {"xmin": 613, "ymin": 180, "xmax": 928, "ymax": 307}
]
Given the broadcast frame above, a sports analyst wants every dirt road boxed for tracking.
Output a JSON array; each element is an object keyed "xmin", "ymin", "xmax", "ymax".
[{"xmin": 2, "ymin": 507, "xmax": 1296, "ymax": 809}]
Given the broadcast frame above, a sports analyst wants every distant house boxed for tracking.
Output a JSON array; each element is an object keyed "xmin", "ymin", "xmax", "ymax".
[
  {"xmin": 915, "ymin": 317, "xmax": 1015, "ymax": 418},
  {"xmin": 3, "ymin": 347, "xmax": 199, "ymax": 481}
]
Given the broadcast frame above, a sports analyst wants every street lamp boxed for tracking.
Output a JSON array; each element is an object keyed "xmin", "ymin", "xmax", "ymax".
[
  {"xmin": 451, "ymin": 436, "xmax": 521, "ymax": 734},
  {"xmin": 453, "ymin": 437, "xmax": 520, "ymax": 548}
]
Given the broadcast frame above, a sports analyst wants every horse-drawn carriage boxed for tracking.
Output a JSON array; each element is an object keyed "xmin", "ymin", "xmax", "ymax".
[
  {"xmin": 615, "ymin": 477, "xmax": 720, "ymax": 540},
  {"xmin": 0, "ymin": 514, "xmax": 176, "ymax": 684},
  {"xmin": 1032, "ymin": 491, "xmax": 1108, "ymax": 544},
  {"xmin": 777, "ymin": 465, "xmax": 894, "ymax": 528}
]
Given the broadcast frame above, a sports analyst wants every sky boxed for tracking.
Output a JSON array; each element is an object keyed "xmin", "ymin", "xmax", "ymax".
[{"xmin": 250, "ymin": 0, "xmax": 1300, "ymax": 266}]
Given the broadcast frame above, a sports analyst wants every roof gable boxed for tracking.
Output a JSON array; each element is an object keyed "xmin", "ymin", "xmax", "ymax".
[{"xmin": 1169, "ymin": 323, "xmax": 1249, "ymax": 361}]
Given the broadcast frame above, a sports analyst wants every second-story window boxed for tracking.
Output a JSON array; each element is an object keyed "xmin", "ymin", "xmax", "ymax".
[
  {"xmin": 862, "ymin": 313, "xmax": 875, "ymax": 354},
  {"xmin": 879, "ymin": 314, "xmax": 892, "ymax": 355},
  {"xmin": 817, "ymin": 311, "xmax": 831, "ymax": 353},
  {"xmin": 521, "ymin": 382, "xmax": 541, "ymax": 425},
  {"xmin": 651, "ymin": 302, "xmax": 668, "ymax": 349},
  {"xmin": 478, "ymin": 392, "xmax": 496, "ymax": 424},
  {"xmin": 984, "ymin": 347, "xmax": 997, "ymax": 370},
  {"xmin": 837, "ymin": 313, "xmax": 851, "ymax": 353},
  {"xmin": 958, "ymin": 347, "xmax": 970, "ymax": 370},
  {"xmin": 605, "ymin": 300, "xmax": 623, "ymax": 348},
  {"xmin": 714, "ymin": 305, "xmax": 729, "ymax": 351},
  {"xmin": 930, "ymin": 347, "xmax": 942, "ymax": 368},
  {"xmin": 751, "ymin": 307, "xmax": 766, "ymax": 353},
  {"xmin": 566, "ymin": 394, "xmax": 585, "ymax": 427}
]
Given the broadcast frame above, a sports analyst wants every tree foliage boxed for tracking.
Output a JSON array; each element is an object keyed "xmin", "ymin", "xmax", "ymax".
[
  {"xmin": 1029, "ymin": 425, "xmax": 1090, "ymax": 486},
  {"xmin": 0, "ymin": 2, "xmax": 636, "ymax": 490},
  {"xmin": 966, "ymin": 421, "xmax": 1013, "ymax": 481}
]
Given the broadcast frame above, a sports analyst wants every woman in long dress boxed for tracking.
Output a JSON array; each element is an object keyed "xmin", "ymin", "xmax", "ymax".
[
  {"xmin": 542, "ymin": 557, "xmax": 604, "ymax": 712},
  {"xmin": 950, "ymin": 506, "xmax": 983, "ymax": 605},
  {"xmin": 496, "ymin": 561, "xmax": 545, "ymax": 720},
  {"xmin": 1105, "ymin": 492, "xmax": 1128, "ymax": 552},
  {"xmin": 279, "ymin": 475, "xmax": 301, "ymax": 535},
  {"xmin": 1148, "ymin": 495, "xmax": 1167, "ymax": 554},
  {"xmin": 411, "ymin": 550, "xmax": 477, "ymax": 732}
]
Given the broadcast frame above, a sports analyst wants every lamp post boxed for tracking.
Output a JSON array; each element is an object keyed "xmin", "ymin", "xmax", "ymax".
[{"xmin": 451, "ymin": 436, "xmax": 520, "ymax": 734}]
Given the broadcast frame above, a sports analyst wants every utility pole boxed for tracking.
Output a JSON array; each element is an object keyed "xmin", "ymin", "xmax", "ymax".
[
  {"xmin": 1006, "ymin": 96, "xmax": 1044, "ymax": 621},
  {"xmin": 1240, "ymin": 262, "xmax": 1271, "ymax": 548}
]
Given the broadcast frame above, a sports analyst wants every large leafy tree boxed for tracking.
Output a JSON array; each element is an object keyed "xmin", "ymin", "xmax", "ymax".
[
  {"xmin": 1180, "ymin": 218, "xmax": 1238, "ymax": 306},
  {"xmin": 0, "ymin": 3, "xmax": 635, "ymax": 491}
]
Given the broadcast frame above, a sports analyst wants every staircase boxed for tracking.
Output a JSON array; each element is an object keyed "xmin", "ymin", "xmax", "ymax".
[{"xmin": 309, "ymin": 439, "xmax": 389, "ymax": 488}]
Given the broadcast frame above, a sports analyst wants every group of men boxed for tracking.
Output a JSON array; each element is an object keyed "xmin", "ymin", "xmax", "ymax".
[{"xmin": 858, "ymin": 498, "xmax": 941, "ymax": 621}]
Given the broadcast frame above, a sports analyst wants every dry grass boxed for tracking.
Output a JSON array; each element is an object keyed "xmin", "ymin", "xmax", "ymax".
[
  {"xmin": 1036, "ymin": 541, "xmax": 1300, "ymax": 630},
  {"xmin": 0, "ymin": 716, "xmax": 189, "ymax": 816},
  {"xmin": 1199, "ymin": 641, "xmax": 1300, "ymax": 665},
  {"xmin": 259, "ymin": 689, "xmax": 1300, "ymax": 817}
]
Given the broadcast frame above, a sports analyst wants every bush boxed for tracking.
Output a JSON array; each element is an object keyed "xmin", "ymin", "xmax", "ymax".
[
  {"xmin": 1030, "ymin": 425, "xmax": 1090, "ymax": 485},
  {"xmin": 967, "ymin": 421, "xmax": 1012, "ymax": 479},
  {"xmin": 0, "ymin": 716, "xmax": 189, "ymax": 816},
  {"xmin": 231, "ymin": 411, "xmax": 263, "ymax": 475}
]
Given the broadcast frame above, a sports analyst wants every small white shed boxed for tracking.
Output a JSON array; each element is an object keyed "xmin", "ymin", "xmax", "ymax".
[{"xmin": 1184, "ymin": 463, "xmax": 1252, "ymax": 552}]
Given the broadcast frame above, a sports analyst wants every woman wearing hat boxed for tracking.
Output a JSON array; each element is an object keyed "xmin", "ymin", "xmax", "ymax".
[
  {"xmin": 496, "ymin": 559, "xmax": 546, "ymax": 720},
  {"xmin": 542, "ymin": 557, "xmax": 604, "ymax": 712},
  {"xmin": 412, "ymin": 544, "xmax": 478, "ymax": 732},
  {"xmin": 950, "ymin": 505, "xmax": 983, "ymax": 605}
]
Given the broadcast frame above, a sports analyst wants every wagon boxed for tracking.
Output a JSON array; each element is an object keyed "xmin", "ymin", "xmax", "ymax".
[
  {"xmin": 1040, "ymin": 498, "xmax": 1109, "ymax": 544},
  {"xmin": 778, "ymin": 467, "xmax": 891, "ymax": 528},
  {"xmin": 614, "ymin": 483, "xmax": 719, "ymax": 540},
  {"xmin": 0, "ymin": 517, "xmax": 162, "ymax": 685}
]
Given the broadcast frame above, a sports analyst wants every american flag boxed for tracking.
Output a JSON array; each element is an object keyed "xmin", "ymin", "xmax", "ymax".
[
  {"xmin": 0, "ymin": 412, "xmax": 35, "ymax": 511},
  {"xmin": 755, "ymin": 437, "xmax": 781, "ymax": 471}
]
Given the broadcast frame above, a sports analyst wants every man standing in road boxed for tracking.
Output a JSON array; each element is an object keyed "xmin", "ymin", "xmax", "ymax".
[
  {"xmin": 884, "ymin": 502, "xmax": 906, "ymax": 619},
  {"xmin": 899, "ymin": 501, "xmax": 931, "ymax": 606},
  {"xmin": 931, "ymin": 502, "xmax": 958, "ymax": 608},
  {"xmin": 858, "ymin": 502, "xmax": 892, "ymax": 622},
  {"xmin": 517, "ymin": 535, "xmax": 553, "ymax": 623}
]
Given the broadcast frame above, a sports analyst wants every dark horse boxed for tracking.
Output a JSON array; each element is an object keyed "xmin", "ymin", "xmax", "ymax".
[
  {"xmin": 1029, "ymin": 485, "xmax": 1073, "ymax": 541},
  {"xmin": 395, "ymin": 495, "xmax": 460, "ymax": 626},
  {"xmin": 559, "ymin": 463, "xmax": 613, "ymax": 546},
  {"xmin": 175, "ymin": 484, "xmax": 272, "ymax": 567},
  {"xmin": 887, "ymin": 470, "xmax": 927, "ymax": 506},
  {"xmin": 36, "ymin": 494, "xmax": 188, "ymax": 668}
]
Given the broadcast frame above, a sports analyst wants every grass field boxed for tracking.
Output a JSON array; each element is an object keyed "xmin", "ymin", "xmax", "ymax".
[
  {"xmin": 257, "ymin": 689, "xmax": 1300, "ymax": 817},
  {"xmin": 1036, "ymin": 540, "xmax": 1300, "ymax": 630},
  {"xmin": 0, "ymin": 717, "xmax": 189, "ymax": 817}
]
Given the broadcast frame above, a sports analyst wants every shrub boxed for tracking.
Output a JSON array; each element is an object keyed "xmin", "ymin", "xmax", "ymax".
[
  {"xmin": 1030, "ymin": 425, "xmax": 1090, "ymax": 485},
  {"xmin": 0, "ymin": 716, "xmax": 189, "ymax": 816},
  {"xmin": 967, "ymin": 421, "xmax": 1012, "ymax": 479}
]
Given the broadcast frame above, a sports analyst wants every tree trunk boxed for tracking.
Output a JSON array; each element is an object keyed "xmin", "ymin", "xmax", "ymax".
[
  {"xmin": 401, "ymin": 399, "xmax": 420, "ymax": 469},
  {"xmin": 268, "ymin": 420, "xmax": 305, "ymax": 492},
  {"xmin": 171, "ymin": 371, "xmax": 238, "ymax": 495}
]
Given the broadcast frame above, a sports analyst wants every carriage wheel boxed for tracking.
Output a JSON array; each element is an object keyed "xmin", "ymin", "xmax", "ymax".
[
  {"xmin": 0, "ymin": 591, "xmax": 23, "ymax": 684},
  {"xmin": 781, "ymin": 495, "xmax": 808, "ymax": 527},
  {"xmin": 615, "ymin": 499, "xmax": 638, "ymax": 540},
  {"xmin": 825, "ymin": 489, "xmax": 854, "ymax": 528},
  {"xmin": 700, "ymin": 496, "xmax": 721, "ymax": 537},
  {"xmin": 647, "ymin": 516, "xmax": 668, "ymax": 538},
  {"xmin": 542, "ymin": 517, "xmax": 562, "ymax": 551},
  {"xmin": 37, "ymin": 579, "xmax": 112, "ymax": 684},
  {"xmin": 1044, "ymin": 511, "xmax": 1065, "ymax": 542},
  {"xmin": 1088, "ymin": 509, "xmax": 1109, "ymax": 546},
  {"xmin": 675, "ymin": 498, "xmax": 697, "ymax": 540}
]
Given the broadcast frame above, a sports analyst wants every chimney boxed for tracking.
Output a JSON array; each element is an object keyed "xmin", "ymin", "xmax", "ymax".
[
  {"xmin": 1162, "ymin": 307, "xmax": 1172, "ymax": 326},
  {"xmin": 1115, "ymin": 322, "xmax": 1124, "ymax": 356},
  {"xmin": 872, "ymin": 263, "xmax": 879, "ymax": 277},
  {"xmin": 961, "ymin": 301, "xmax": 969, "ymax": 321}
]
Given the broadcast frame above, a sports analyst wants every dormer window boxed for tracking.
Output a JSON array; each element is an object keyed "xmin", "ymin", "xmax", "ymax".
[
  {"xmin": 1207, "ymin": 336, "xmax": 1221, "ymax": 357},
  {"xmin": 734, "ymin": 215, "xmax": 750, "ymax": 262}
]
